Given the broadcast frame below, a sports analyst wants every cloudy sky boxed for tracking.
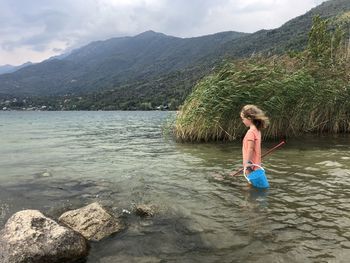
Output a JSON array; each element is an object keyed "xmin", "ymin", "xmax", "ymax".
[{"xmin": 0, "ymin": 0, "xmax": 326, "ymax": 66}]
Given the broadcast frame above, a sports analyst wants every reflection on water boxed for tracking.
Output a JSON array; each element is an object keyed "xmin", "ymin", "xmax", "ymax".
[{"xmin": 1, "ymin": 111, "xmax": 350, "ymax": 262}]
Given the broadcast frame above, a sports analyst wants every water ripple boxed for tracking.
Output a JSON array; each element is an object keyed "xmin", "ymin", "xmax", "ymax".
[{"xmin": 0, "ymin": 111, "xmax": 350, "ymax": 262}]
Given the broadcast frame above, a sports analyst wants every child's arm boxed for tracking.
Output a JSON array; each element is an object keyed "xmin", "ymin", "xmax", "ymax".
[{"xmin": 245, "ymin": 140, "xmax": 255, "ymax": 166}]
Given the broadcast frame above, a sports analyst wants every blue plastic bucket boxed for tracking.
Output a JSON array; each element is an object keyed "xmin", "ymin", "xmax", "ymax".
[{"xmin": 244, "ymin": 164, "xmax": 269, "ymax": 189}]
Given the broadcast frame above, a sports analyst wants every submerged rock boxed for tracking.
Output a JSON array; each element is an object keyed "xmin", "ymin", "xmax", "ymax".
[
  {"xmin": 135, "ymin": 204, "xmax": 156, "ymax": 217},
  {"xmin": 59, "ymin": 202, "xmax": 123, "ymax": 241},
  {"xmin": 0, "ymin": 210, "xmax": 88, "ymax": 263}
]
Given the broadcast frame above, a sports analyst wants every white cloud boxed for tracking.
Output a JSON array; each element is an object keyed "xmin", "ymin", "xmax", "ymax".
[{"xmin": 0, "ymin": 0, "xmax": 327, "ymax": 65}]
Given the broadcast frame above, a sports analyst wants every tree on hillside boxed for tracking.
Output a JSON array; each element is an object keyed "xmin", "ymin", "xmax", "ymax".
[{"xmin": 308, "ymin": 15, "xmax": 345, "ymax": 65}]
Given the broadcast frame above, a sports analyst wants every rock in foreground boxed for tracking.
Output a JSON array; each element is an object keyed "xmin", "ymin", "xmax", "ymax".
[
  {"xmin": 59, "ymin": 202, "xmax": 123, "ymax": 241},
  {"xmin": 0, "ymin": 210, "xmax": 88, "ymax": 263}
]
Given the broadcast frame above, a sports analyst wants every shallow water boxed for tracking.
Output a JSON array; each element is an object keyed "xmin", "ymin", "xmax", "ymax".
[{"xmin": 1, "ymin": 111, "xmax": 350, "ymax": 262}]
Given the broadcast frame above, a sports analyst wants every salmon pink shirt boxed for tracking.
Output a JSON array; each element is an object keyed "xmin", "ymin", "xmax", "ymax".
[{"xmin": 242, "ymin": 127, "xmax": 261, "ymax": 167}]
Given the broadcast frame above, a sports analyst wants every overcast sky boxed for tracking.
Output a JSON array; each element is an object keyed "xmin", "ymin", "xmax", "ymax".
[{"xmin": 0, "ymin": 0, "xmax": 326, "ymax": 66}]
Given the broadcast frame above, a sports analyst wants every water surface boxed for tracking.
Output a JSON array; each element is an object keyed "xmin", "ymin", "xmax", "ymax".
[{"xmin": 1, "ymin": 111, "xmax": 350, "ymax": 262}]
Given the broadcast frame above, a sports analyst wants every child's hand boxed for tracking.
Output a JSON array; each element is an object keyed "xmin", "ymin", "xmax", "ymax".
[{"xmin": 244, "ymin": 161, "xmax": 253, "ymax": 173}]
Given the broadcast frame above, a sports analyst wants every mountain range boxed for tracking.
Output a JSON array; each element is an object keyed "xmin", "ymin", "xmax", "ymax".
[
  {"xmin": 0, "ymin": 62, "xmax": 33, "ymax": 75},
  {"xmin": 0, "ymin": 0, "xmax": 349, "ymax": 110}
]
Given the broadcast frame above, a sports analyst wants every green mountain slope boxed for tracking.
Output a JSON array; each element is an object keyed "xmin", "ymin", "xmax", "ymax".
[
  {"xmin": 217, "ymin": 0, "xmax": 350, "ymax": 58},
  {"xmin": 0, "ymin": 31, "xmax": 247, "ymax": 97}
]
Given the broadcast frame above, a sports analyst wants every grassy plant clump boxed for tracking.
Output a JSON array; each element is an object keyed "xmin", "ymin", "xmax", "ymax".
[
  {"xmin": 174, "ymin": 16, "xmax": 350, "ymax": 142},
  {"xmin": 175, "ymin": 55, "xmax": 350, "ymax": 142}
]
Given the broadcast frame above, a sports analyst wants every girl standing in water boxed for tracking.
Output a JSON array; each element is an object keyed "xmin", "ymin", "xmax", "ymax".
[{"xmin": 240, "ymin": 105, "xmax": 269, "ymax": 173}]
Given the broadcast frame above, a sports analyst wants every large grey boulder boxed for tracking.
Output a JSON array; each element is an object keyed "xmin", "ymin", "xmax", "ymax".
[
  {"xmin": 0, "ymin": 210, "xmax": 88, "ymax": 263},
  {"xmin": 59, "ymin": 202, "xmax": 123, "ymax": 241}
]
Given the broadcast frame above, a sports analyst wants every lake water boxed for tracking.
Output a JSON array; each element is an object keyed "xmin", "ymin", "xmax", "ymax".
[{"xmin": 1, "ymin": 111, "xmax": 350, "ymax": 262}]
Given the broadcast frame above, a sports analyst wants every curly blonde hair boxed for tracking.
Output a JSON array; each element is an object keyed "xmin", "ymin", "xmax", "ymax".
[{"xmin": 241, "ymin": 105, "xmax": 269, "ymax": 130}]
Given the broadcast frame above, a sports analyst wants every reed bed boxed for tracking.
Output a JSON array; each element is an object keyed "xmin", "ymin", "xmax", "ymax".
[{"xmin": 174, "ymin": 55, "xmax": 350, "ymax": 142}]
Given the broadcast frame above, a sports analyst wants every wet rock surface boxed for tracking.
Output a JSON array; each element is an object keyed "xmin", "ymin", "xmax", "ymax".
[
  {"xmin": 59, "ymin": 202, "xmax": 124, "ymax": 241},
  {"xmin": 0, "ymin": 210, "xmax": 88, "ymax": 263},
  {"xmin": 135, "ymin": 204, "xmax": 156, "ymax": 217}
]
